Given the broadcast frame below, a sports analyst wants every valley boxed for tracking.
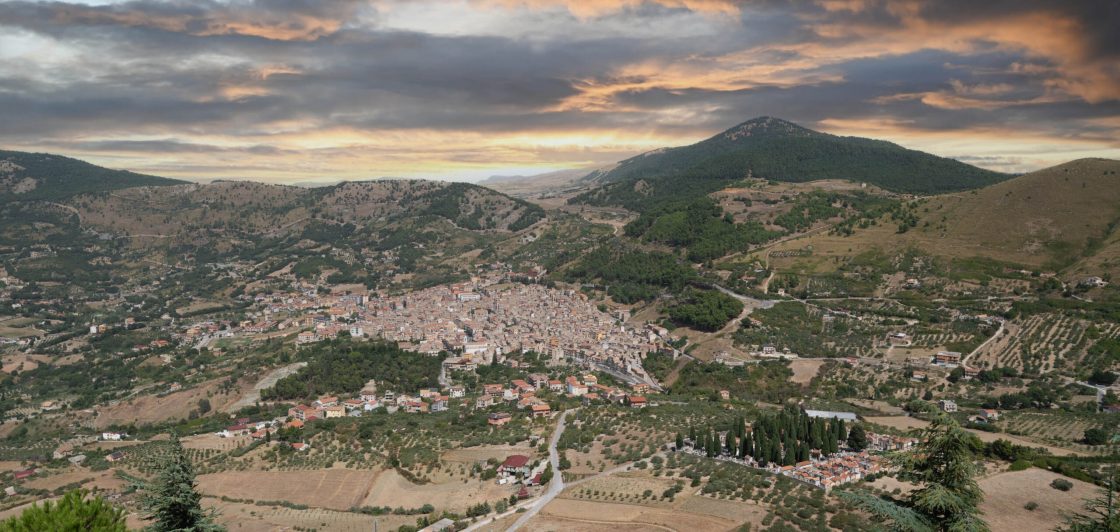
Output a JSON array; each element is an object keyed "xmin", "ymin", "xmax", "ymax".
[{"xmin": 0, "ymin": 118, "xmax": 1117, "ymax": 532}]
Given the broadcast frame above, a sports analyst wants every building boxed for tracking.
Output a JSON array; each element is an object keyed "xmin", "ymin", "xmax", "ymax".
[
  {"xmin": 939, "ymin": 399, "xmax": 958, "ymax": 413},
  {"xmin": 530, "ymin": 404, "xmax": 551, "ymax": 418},
  {"xmin": 565, "ymin": 376, "xmax": 588, "ymax": 396},
  {"xmin": 933, "ymin": 351, "xmax": 962, "ymax": 367},
  {"xmin": 488, "ymin": 412, "xmax": 512, "ymax": 426},
  {"xmin": 476, "ymin": 394, "xmax": 495, "ymax": 408},
  {"xmin": 804, "ymin": 410, "xmax": 859, "ymax": 421},
  {"xmin": 498, "ymin": 455, "xmax": 532, "ymax": 477},
  {"xmin": 627, "ymin": 396, "xmax": 648, "ymax": 409},
  {"xmin": 288, "ymin": 405, "xmax": 320, "ymax": 421}
]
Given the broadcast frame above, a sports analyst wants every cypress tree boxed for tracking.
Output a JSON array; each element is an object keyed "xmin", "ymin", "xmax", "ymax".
[{"xmin": 139, "ymin": 435, "xmax": 222, "ymax": 532}]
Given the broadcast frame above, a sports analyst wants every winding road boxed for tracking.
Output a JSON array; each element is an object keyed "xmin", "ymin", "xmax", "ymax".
[
  {"xmin": 462, "ymin": 409, "xmax": 574, "ymax": 532},
  {"xmin": 506, "ymin": 409, "xmax": 572, "ymax": 531}
]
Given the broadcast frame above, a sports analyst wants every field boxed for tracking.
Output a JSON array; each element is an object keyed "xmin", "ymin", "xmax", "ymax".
[
  {"xmin": 206, "ymin": 498, "xmax": 421, "ymax": 532},
  {"xmin": 999, "ymin": 411, "xmax": 1120, "ymax": 454},
  {"xmin": 788, "ymin": 358, "xmax": 826, "ymax": 384},
  {"xmin": 865, "ymin": 416, "xmax": 1088, "ymax": 456},
  {"xmin": 94, "ymin": 375, "xmax": 251, "ymax": 429},
  {"xmin": 0, "ymin": 316, "xmax": 45, "ymax": 339},
  {"xmin": 532, "ymin": 497, "xmax": 743, "ymax": 531},
  {"xmin": 970, "ymin": 315, "xmax": 1120, "ymax": 374},
  {"xmin": 197, "ymin": 468, "xmax": 378, "ymax": 510},
  {"xmin": 978, "ymin": 468, "xmax": 1097, "ymax": 532},
  {"xmin": 360, "ymin": 467, "xmax": 519, "ymax": 512},
  {"xmin": 1, "ymin": 352, "xmax": 50, "ymax": 373}
]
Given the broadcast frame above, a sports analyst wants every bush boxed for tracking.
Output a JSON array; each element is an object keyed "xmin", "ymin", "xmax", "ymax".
[
  {"xmin": 1024, "ymin": 501, "xmax": 1038, "ymax": 511},
  {"xmin": 1008, "ymin": 459, "xmax": 1032, "ymax": 471},
  {"xmin": 1050, "ymin": 478, "xmax": 1074, "ymax": 492}
]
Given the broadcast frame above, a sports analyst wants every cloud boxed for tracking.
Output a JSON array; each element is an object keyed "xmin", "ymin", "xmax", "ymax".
[{"xmin": 0, "ymin": 0, "xmax": 1116, "ymax": 181}]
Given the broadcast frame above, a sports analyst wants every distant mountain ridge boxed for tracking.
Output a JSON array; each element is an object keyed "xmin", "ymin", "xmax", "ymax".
[
  {"xmin": 0, "ymin": 150, "xmax": 186, "ymax": 201},
  {"xmin": 574, "ymin": 117, "xmax": 1010, "ymax": 209}
]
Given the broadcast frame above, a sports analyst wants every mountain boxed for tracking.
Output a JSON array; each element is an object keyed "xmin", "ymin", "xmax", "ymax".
[
  {"xmin": 0, "ymin": 150, "xmax": 186, "ymax": 201},
  {"xmin": 0, "ymin": 152, "xmax": 554, "ymax": 291},
  {"xmin": 572, "ymin": 117, "xmax": 1009, "ymax": 209},
  {"xmin": 478, "ymin": 167, "xmax": 600, "ymax": 198},
  {"xmin": 71, "ymin": 179, "xmax": 546, "ymax": 238}
]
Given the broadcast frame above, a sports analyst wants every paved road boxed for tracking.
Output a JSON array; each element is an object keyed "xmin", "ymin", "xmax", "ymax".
[{"xmin": 506, "ymin": 409, "xmax": 572, "ymax": 531}]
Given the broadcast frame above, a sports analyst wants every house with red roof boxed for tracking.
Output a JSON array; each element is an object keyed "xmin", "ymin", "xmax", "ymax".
[{"xmin": 498, "ymin": 455, "xmax": 532, "ymax": 477}]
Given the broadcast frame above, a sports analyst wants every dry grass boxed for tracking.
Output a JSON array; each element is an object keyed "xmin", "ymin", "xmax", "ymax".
[
  {"xmin": 207, "ymin": 499, "xmax": 416, "ymax": 532},
  {"xmin": 535, "ymin": 498, "xmax": 739, "ymax": 531},
  {"xmin": 979, "ymin": 468, "xmax": 1096, "ymax": 532},
  {"xmin": 197, "ymin": 468, "xmax": 377, "ymax": 510},
  {"xmin": 94, "ymin": 375, "xmax": 251, "ymax": 429},
  {"xmin": 789, "ymin": 359, "xmax": 826, "ymax": 385},
  {"xmin": 759, "ymin": 159, "xmax": 1120, "ymax": 275},
  {"xmin": 360, "ymin": 467, "xmax": 518, "ymax": 512}
]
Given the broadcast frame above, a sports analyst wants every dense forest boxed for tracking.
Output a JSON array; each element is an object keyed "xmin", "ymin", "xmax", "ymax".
[
  {"xmin": 0, "ymin": 150, "xmax": 185, "ymax": 201},
  {"xmin": 263, "ymin": 340, "xmax": 441, "ymax": 400},
  {"xmin": 575, "ymin": 117, "xmax": 1008, "ymax": 207},
  {"xmin": 667, "ymin": 288, "xmax": 744, "ymax": 331},
  {"xmin": 625, "ymin": 198, "xmax": 779, "ymax": 262},
  {"xmin": 564, "ymin": 246, "xmax": 697, "ymax": 303}
]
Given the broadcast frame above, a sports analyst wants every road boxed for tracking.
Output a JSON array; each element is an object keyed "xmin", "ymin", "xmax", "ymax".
[
  {"xmin": 505, "ymin": 409, "xmax": 572, "ymax": 532},
  {"xmin": 959, "ymin": 319, "xmax": 1006, "ymax": 371}
]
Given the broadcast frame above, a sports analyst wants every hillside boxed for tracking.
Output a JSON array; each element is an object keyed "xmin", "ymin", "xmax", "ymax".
[
  {"xmin": 71, "ymin": 179, "xmax": 545, "ymax": 238},
  {"xmin": 755, "ymin": 158, "xmax": 1120, "ymax": 276},
  {"xmin": 571, "ymin": 117, "xmax": 1008, "ymax": 210},
  {"xmin": 0, "ymin": 150, "xmax": 185, "ymax": 201},
  {"xmin": 0, "ymin": 153, "xmax": 553, "ymax": 292}
]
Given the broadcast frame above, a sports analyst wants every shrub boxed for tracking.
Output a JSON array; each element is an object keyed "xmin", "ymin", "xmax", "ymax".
[
  {"xmin": 1050, "ymin": 478, "xmax": 1074, "ymax": 492},
  {"xmin": 1024, "ymin": 501, "xmax": 1038, "ymax": 511}
]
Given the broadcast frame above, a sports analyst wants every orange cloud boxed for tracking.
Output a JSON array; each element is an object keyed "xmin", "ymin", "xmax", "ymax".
[
  {"xmin": 47, "ymin": 4, "xmax": 353, "ymax": 41},
  {"xmin": 795, "ymin": 4, "xmax": 1120, "ymax": 103},
  {"xmin": 473, "ymin": 0, "xmax": 740, "ymax": 18}
]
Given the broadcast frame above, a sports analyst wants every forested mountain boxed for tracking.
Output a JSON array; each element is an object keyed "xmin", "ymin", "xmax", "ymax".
[
  {"xmin": 0, "ymin": 150, "xmax": 186, "ymax": 201},
  {"xmin": 572, "ymin": 117, "xmax": 1008, "ymax": 210}
]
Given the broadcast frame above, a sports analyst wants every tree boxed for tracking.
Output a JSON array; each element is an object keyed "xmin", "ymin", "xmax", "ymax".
[
  {"xmin": 842, "ymin": 415, "xmax": 988, "ymax": 531},
  {"xmin": 675, "ymin": 432, "xmax": 684, "ymax": 450},
  {"xmin": 197, "ymin": 398, "xmax": 211, "ymax": 415},
  {"xmin": 847, "ymin": 424, "xmax": 868, "ymax": 451},
  {"xmin": 1084, "ymin": 428, "xmax": 1110, "ymax": 446},
  {"xmin": 539, "ymin": 463, "xmax": 554, "ymax": 485},
  {"xmin": 1059, "ymin": 471, "xmax": 1118, "ymax": 532},
  {"xmin": 1088, "ymin": 370, "xmax": 1117, "ymax": 386},
  {"xmin": 138, "ymin": 435, "xmax": 223, "ymax": 531},
  {"xmin": 0, "ymin": 489, "xmax": 126, "ymax": 531}
]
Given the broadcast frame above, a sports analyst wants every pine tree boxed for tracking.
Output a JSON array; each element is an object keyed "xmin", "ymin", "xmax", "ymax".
[
  {"xmin": 847, "ymin": 424, "xmax": 868, "ymax": 451},
  {"xmin": 138, "ymin": 435, "xmax": 223, "ymax": 531},
  {"xmin": 841, "ymin": 415, "xmax": 988, "ymax": 532},
  {"xmin": 0, "ymin": 489, "xmax": 125, "ymax": 531},
  {"xmin": 1059, "ymin": 470, "xmax": 1118, "ymax": 532}
]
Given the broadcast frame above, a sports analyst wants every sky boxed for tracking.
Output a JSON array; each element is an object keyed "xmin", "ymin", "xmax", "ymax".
[{"xmin": 0, "ymin": 0, "xmax": 1118, "ymax": 183}]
